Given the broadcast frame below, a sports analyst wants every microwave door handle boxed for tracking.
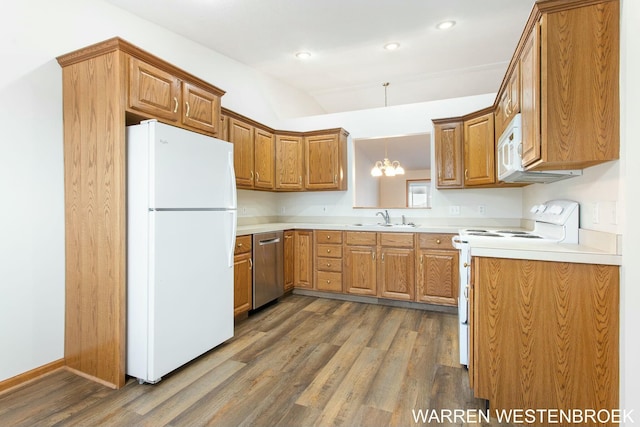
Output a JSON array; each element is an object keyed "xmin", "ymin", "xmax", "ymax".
[{"xmin": 503, "ymin": 140, "xmax": 511, "ymax": 170}]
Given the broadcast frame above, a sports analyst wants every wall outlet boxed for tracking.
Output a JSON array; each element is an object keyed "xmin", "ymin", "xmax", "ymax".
[
  {"xmin": 449, "ymin": 205, "xmax": 460, "ymax": 216},
  {"xmin": 592, "ymin": 202, "xmax": 599, "ymax": 224},
  {"xmin": 478, "ymin": 205, "xmax": 486, "ymax": 215},
  {"xmin": 241, "ymin": 207, "xmax": 248, "ymax": 216},
  {"xmin": 280, "ymin": 206, "xmax": 286, "ymax": 215},
  {"xmin": 321, "ymin": 206, "xmax": 328, "ymax": 214}
]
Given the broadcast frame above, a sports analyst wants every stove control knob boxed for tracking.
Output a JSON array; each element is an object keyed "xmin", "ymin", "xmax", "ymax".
[
  {"xmin": 530, "ymin": 205, "xmax": 539, "ymax": 213},
  {"xmin": 538, "ymin": 204, "xmax": 548, "ymax": 213}
]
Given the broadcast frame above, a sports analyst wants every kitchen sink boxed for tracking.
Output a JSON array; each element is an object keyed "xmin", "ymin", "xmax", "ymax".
[{"xmin": 349, "ymin": 223, "xmax": 419, "ymax": 228}]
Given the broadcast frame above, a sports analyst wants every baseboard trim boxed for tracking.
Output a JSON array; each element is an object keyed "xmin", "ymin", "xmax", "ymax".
[
  {"xmin": 0, "ymin": 359, "xmax": 65, "ymax": 395},
  {"xmin": 64, "ymin": 366, "xmax": 119, "ymax": 389},
  {"xmin": 292, "ymin": 289, "xmax": 457, "ymax": 314}
]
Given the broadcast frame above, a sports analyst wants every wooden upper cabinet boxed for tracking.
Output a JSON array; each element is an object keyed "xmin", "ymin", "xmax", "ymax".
[
  {"xmin": 181, "ymin": 81, "xmax": 221, "ymax": 135},
  {"xmin": 304, "ymin": 129, "xmax": 348, "ymax": 191},
  {"xmin": 433, "ymin": 120, "xmax": 463, "ymax": 188},
  {"xmin": 517, "ymin": 0, "xmax": 619, "ymax": 171},
  {"xmin": 254, "ymin": 129, "xmax": 275, "ymax": 190},
  {"xmin": 495, "ymin": 62, "xmax": 520, "ymax": 138},
  {"xmin": 276, "ymin": 134, "xmax": 304, "ymax": 191},
  {"xmin": 520, "ymin": 22, "xmax": 541, "ymax": 167},
  {"xmin": 128, "ymin": 57, "xmax": 181, "ymax": 122},
  {"xmin": 127, "ymin": 55, "xmax": 223, "ymax": 137},
  {"xmin": 463, "ymin": 111, "xmax": 495, "ymax": 186},
  {"xmin": 228, "ymin": 118, "xmax": 255, "ymax": 189}
]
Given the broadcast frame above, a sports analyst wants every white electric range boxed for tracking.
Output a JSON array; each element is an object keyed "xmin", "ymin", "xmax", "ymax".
[{"xmin": 452, "ymin": 199, "xmax": 580, "ymax": 366}]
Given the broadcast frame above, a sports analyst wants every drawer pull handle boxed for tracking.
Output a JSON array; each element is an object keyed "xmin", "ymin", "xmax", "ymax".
[
  {"xmin": 173, "ymin": 97, "xmax": 178, "ymax": 113},
  {"xmin": 185, "ymin": 101, "xmax": 190, "ymax": 117},
  {"xmin": 249, "ymin": 259, "xmax": 253, "ymax": 270}
]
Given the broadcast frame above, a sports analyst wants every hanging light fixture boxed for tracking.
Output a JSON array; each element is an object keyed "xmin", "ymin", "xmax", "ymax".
[{"xmin": 371, "ymin": 83, "xmax": 405, "ymax": 177}]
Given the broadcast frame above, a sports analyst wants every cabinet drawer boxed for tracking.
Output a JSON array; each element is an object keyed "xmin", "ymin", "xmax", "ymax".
[
  {"xmin": 316, "ymin": 256, "xmax": 342, "ymax": 272},
  {"xmin": 419, "ymin": 233, "xmax": 455, "ymax": 250},
  {"xmin": 316, "ymin": 271, "xmax": 343, "ymax": 292},
  {"xmin": 234, "ymin": 235, "xmax": 252, "ymax": 254},
  {"xmin": 315, "ymin": 230, "xmax": 343, "ymax": 244},
  {"xmin": 345, "ymin": 231, "xmax": 377, "ymax": 246},
  {"xmin": 378, "ymin": 232, "xmax": 414, "ymax": 248},
  {"xmin": 316, "ymin": 244, "xmax": 342, "ymax": 258}
]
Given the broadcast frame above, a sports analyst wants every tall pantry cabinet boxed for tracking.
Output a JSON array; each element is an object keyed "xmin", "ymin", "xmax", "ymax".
[{"xmin": 57, "ymin": 38, "xmax": 225, "ymax": 388}]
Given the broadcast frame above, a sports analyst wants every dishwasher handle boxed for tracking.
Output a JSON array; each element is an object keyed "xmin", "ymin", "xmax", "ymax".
[{"xmin": 258, "ymin": 237, "xmax": 281, "ymax": 246}]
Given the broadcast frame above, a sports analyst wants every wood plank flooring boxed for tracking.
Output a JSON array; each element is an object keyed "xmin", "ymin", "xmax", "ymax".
[{"xmin": 0, "ymin": 295, "xmax": 511, "ymax": 426}]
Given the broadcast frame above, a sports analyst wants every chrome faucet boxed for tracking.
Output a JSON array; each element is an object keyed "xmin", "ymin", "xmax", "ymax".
[{"xmin": 376, "ymin": 210, "xmax": 391, "ymax": 225}]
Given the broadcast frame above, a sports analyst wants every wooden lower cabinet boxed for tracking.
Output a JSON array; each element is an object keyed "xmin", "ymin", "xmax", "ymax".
[
  {"xmin": 233, "ymin": 235, "xmax": 253, "ymax": 316},
  {"xmin": 314, "ymin": 230, "xmax": 343, "ymax": 292},
  {"xmin": 472, "ymin": 257, "xmax": 619, "ymax": 425},
  {"xmin": 416, "ymin": 234, "xmax": 458, "ymax": 306},
  {"xmin": 344, "ymin": 234, "xmax": 377, "ymax": 296},
  {"xmin": 283, "ymin": 230, "xmax": 294, "ymax": 292},
  {"xmin": 378, "ymin": 233, "xmax": 415, "ymax": 301},
  {"xmin": 293, "ymin": 230, "xmax": 313, "ymax": 289}
]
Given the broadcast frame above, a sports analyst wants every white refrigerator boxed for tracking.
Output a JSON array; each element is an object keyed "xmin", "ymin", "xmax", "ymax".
[{"xmin": 127, "ymin": 120, "xmax": 236, "ymax": 384}]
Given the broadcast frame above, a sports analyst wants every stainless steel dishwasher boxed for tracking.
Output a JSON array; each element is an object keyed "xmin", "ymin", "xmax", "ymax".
[{"xmin": 252, "ymin": 231, "xmax": 284, "ymax": 309}]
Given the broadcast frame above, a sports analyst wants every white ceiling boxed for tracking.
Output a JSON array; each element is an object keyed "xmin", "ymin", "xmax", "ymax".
[{"xmin": 103, "ymin": 0, "xmax": 536, "ymax": 114}]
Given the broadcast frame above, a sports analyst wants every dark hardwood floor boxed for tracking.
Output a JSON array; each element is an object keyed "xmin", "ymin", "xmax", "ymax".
[{"xmin": 0, "ymin": 295, "xmax": 510, "ymax": 426}]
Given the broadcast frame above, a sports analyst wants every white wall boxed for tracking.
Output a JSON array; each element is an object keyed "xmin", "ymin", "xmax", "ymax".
[
  {"xmin": 0, "ymin": 0, "xmax": 322, "ymax": 382},
  {"xmin": 620, "ymin": 0, "xmax": 639, "ymax": 420},
  {"xmin": 379, "ymin": 169, "xmax": 431, "ymax": 208}
]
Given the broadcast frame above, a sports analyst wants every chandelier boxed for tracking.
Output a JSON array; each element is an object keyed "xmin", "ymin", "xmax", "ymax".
[{"xmin": 371, "ymin": 83, "xmax": 405, "ymax": 177}]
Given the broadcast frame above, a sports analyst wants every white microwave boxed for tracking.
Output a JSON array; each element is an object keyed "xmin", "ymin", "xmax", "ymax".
[{"xmin": 497, "ymin": 114, "xmax": 582, "ymax": 184}]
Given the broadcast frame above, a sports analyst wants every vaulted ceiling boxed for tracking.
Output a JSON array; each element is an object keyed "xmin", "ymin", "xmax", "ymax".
[{"xmin": 103, "ymin": 0, "xmax": 536, "ymax": 114}]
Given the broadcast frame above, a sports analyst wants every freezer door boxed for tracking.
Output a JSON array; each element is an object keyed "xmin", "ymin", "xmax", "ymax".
[
  {"xmin": 147, "ymin": 121, "xmax": 236, "ymax": 209},
  {"xmin": 146, "ymin": 210, "xmax": 234, "ymax": 382}
]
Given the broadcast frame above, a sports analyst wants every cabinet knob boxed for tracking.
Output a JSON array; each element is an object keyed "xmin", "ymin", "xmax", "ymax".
[
  {"xmin": 463, "ymin": 262, "xmax": 469, "ymax": 268},
  {"xmin": 327, "ymin": 249, "xmax": 331, "ymax": 253},
  {"xmin": 327, "ymin": 263, "xmax": 331, "ymax": 267},
  {"xmin": 326, "ymin": 280, "xmax": 331, "ymax": 284},
  {"xmin": 436, "ymin": 239, "xmax": 441, "ymax": 244},
  {"xmin": 327, "ymin": 235, "xmax": 331, "ymax": 239},
  {"xmin": 237, "ymin": 243, "xmax": 243, "ymax": 247}
]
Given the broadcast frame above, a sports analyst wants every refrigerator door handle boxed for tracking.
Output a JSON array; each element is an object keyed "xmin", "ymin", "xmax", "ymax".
[
  {"xmin": 228, "ymin": 151, "xmax": 237, "ymax": 209},
  {"xmin": 228, "ymin": 210, "xmax": 237, "ymax": 268}
]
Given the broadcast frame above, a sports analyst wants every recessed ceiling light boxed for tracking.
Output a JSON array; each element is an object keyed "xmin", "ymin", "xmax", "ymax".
[
  {"xmin": 295, "ymin": 51, "xmax": 312, "ymax": 59},
  {"xmin": 436, "ymin": 20, "xmax": 456, "ymax": 30},
  {"xmin": 383, "ymin": 42, "xmax": 400, "ymax": 51}
]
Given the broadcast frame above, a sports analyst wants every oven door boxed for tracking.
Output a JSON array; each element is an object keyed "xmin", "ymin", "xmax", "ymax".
[{"xmin": 452, "ymin": 236, "xmax": 470, "ymax": 366}]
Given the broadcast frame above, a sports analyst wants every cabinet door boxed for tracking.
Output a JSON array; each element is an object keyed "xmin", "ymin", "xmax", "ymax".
[
  {"xmin": 229, "ymin": 118, "xmax": 255, "ymax": 189},
  {"xmin": 254, "ymin": 129, "xmax": 275, "ymax": 190},
  {"xmin": 276, "ymin": 135, "xmax": 304, "ymax": 190},
  {"xmin": 416, "ymin": 249, "xmax": 458, "ymax": 306},
  {"xmin": 378, "ymin": 247, "xmax": 415, "ymax": 301},
  {"xmin": 344, "ymin": 245, "xmax": 377, "ymax": 296},
  {"xmin": 128, "ymin": 57, "xmax": 180, "ymax": 122},
  {"xmin": 233, "ymin": 252, "xmax": 252, "ymax": 316},
  {"xmin": 283, "ymin": 231, "xmax": 294, "ymax": 292},
  {"xmin": 305, "ymin": 134, "xmax": 339, "ymax": 190},
  {"xmin": 463, "ymin": 112, "xmax": 495, "ymax": 186},
  {"xmin": 434, "ymin": 122, "xmax": 463, "ymax": 188},
  {"xmin": 294, "ymin": 230, "xmax": 313, "ymax": 288},
  {"xmin": 520, "ymin": 22, "xmax": 541, "ymax": 167},
  {"xmin": 181, "ymin": 82, "xmax": 221, "ymax": 136}
]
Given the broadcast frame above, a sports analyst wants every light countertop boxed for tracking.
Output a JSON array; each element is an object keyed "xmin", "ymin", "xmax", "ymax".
[{"xmin": 236, "ymin": 222, "xmax": 622, "ymax": 266}]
